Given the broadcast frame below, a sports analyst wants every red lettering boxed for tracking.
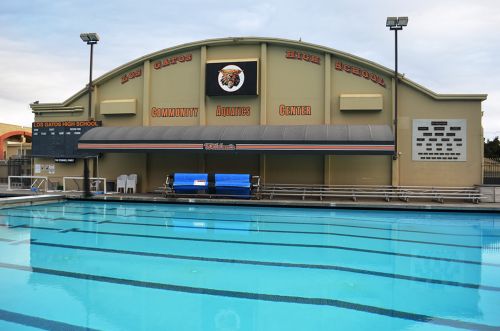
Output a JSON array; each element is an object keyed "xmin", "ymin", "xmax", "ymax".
[{"xmin": 335, "ymin": 61, "xmax": 342, "ymax": 70}]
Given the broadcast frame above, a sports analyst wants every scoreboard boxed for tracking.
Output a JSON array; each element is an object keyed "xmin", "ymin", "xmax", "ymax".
[{"xmin": 32, "ymin": 121, "xmax": 101, "ymax": 158}]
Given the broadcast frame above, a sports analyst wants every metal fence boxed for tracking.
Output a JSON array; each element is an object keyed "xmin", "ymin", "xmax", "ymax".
[
  {"xmin": 0, "ymin": 157, "xmax": 32, "ymax": 184},
  {"xmin": 484, "ymin": 157, "xmax": 500, "ymax": 184}
]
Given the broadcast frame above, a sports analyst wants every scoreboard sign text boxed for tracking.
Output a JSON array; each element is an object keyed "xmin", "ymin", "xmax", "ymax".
[{"xmin": 32, "ymin": 121, "xmax": 102, "ymax": 158}]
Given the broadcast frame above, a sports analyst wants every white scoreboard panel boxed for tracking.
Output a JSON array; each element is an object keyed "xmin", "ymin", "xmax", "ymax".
[{"xmin": 412, "ymin": 119, "xmax": 467, "ymax": 161}]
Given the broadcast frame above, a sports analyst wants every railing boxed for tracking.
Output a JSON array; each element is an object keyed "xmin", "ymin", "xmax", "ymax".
[
  {"xmin": 7, "ymin": 176, "xmax": 48, "ymax": 192},
  {"xmin": 63, "ymin": 177, "xmax": 107, "ymax": 193},
  {"xmin": 484, "ymin": 157, "xmax": 500, "ymax": 184},
  {"xmin": 259, "ymin": 184, "xmax": 482, "ymax": 203}
]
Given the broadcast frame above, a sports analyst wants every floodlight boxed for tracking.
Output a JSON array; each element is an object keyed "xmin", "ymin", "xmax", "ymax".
[
  {"xmin": 386, "ymin": 17, "xmax": 397, "ymax": 27},
  {"xmin": 80, "ymin": 33, "xmax": 90, "ymax": 42},
  {"xmin": 80, "ymin": 33, "xmax": 99, "ymax": 43},
  {"xmin": 397, "ymin": 17, "xmax": 408, "ymax": 27}
]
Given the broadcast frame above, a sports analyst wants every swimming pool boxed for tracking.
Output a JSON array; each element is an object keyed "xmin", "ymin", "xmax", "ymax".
[{"xmin": 0, "ymin": 201, "xmax": 499, "ymax": 330}]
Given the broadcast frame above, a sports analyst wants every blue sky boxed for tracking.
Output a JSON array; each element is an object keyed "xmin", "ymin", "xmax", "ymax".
[{"xmin": 1, "ymin": 0, "xmax": 499, "ymax": 138}]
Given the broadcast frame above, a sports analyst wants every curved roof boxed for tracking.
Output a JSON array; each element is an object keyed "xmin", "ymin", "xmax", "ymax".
[
  {"xmin": 31, "ymin": 36, "xmax": 486, "ymax": 111},
  {"xmin": 78, "ymin": 124, "xmax": 395, "ymax": 155},
  {"xmin": 80, "ymin": 124, "xmax": 394, "ymax": 143}
]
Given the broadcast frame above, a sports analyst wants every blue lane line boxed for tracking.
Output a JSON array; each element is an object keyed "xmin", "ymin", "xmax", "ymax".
[
  {"xmin": 0, "ymin": 214, "xmax": 486, "ymax": 249},
  {"xmin": 27, "ymin": 240, "xmax": 500, "ymax": 292},
  {"xmin": 7, "ymin": 224, "xmax": 499, "ymax": 267},
  {"xmin": 0, "ymin": 308, "xmax": 98, "ymax": 331},
  {"xmin": 0, "ymin": 262, "xmax": 497, "ymax": 331}
]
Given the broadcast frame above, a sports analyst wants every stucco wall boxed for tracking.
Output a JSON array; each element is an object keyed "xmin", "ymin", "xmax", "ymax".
[
  {"xmin": 30, "ymin": 38, "xmax": 485, "ymax": 191},
  {"xmin": 398, "ymin": 84, "xmax": 482, "ymax": 186}
]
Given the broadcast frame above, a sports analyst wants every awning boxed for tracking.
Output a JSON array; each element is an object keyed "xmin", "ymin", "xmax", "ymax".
[{"xmin": 78, "ymin": 124, "xmax": 395, "ymax": 154}]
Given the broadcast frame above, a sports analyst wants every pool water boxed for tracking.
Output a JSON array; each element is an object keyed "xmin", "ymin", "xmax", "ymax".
[{"xmin": 0, "ymin": 201, "xmax": 499, "ymax": 330}]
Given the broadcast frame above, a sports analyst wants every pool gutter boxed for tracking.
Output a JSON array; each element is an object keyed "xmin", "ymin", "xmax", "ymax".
[
  {"xmin": 0, "ymin": 194, "xmax": 65, "ymax": 209},
  {"xmin": 70, "ymin": 194, "xmax": 500, "ymax": 213}
]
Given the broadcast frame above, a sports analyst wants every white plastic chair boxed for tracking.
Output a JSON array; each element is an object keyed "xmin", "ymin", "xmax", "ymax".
[
  {"xmin": 116, "ymin": 174, "xmax": 127, "ymax": 193},
  {"xmin": 126, "ymin": 174, "xmax": 138, "ymax": 194}
]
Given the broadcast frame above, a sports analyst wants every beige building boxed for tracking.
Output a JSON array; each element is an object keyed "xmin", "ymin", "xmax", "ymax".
[
  {"xmin": 0, "ymin": 123, "xmax": 32, "ymax": 160},
  {"xmin": 30, "ymin": 37, "xmax": 486, "ymax": 192}
]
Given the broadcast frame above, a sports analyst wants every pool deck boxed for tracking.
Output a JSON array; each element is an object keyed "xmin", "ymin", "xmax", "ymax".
[{"xmin": 1, "ymin": 185, "xmax": 500, "ymax": 212}]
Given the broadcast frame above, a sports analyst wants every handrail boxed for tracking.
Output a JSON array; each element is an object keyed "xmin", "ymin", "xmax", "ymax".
[{"xmin": 259, "ymin": 184, "xmax": 482, "ymax": 203}]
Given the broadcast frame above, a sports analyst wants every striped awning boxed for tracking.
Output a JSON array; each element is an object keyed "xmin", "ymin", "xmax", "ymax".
[{"xmin": 78, "ymin": 124, "xmax": 394, "ymax": 154}]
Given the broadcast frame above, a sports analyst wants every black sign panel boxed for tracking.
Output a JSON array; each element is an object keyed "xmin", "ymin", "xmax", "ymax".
[
  {"xmin": 32, "ymin": 121, "xmax": 101, "ymax": 158},
  {"xmin": 206, "ymin": 61, "xmax": 258, "ymax": 96}
]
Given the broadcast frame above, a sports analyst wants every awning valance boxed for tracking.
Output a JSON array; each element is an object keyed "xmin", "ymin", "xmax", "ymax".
[{"xmin": 78, "ymin": 124, "xmax": 394, "ymax": 154}]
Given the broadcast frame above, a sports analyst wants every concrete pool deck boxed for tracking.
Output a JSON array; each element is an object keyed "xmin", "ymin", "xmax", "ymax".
[{"xmin": 1, "ymin": 186, "xmax": 500, "ymax": 212}]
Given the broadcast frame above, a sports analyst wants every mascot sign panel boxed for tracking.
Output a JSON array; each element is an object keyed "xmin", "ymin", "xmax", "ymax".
[{"xmin": 206, "ymin": 60, "xmax": 258, "ymax": 96}]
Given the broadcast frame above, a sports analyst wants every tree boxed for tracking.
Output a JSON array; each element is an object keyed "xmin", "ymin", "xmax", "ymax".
[{"xmin": 484, "ymin": 136, "xmax": 500, "ymax": 158}]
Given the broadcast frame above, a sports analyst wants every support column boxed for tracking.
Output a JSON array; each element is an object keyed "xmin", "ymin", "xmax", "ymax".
[
  {"xmin": 198, "ymin": 154, "xmax": 206, "ymax": 173},
  {"xmin": 324, "ymin": 53, "xmax": 331, "ymax": 125},
  {"xmin": 260, "ymin": 154, "xmax": 266, "ymax": 184},
  {"xmin": 142, "ymin": 60, "xmax": 151, "ymax": 126},
  {"xmin": 199, "ymin": 46, "xmax": 207, "ymax": 126},
  {"xmin": 391, "ymin": 77, "xmax": 400, "ymax": 186},
  {"xmin": 260, "ymin": 43, "xmax": 267, "ymax": 125},
  {"xmin": 324, "ymin": 54, "xmax": 332, "ymax": 185},
  {"xmin": 324, "ymin": 156, "xmax": 333, "ymax": 185}
]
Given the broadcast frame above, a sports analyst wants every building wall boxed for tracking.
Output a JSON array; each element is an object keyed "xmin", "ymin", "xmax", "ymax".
[
  {"xmin": 30, "ymin": 38, "xmax": 485, "ymax": 191},
  {"xmin": 150, "ymin": 50, "xmax": 201, "ymax": 127},
  {"xmin": 398, "ymin": 84, "xmax": 482, "ymax": 186},
  {"xmin": 267, "ymin": 45, "xmax": 325, "ymax": 125}
]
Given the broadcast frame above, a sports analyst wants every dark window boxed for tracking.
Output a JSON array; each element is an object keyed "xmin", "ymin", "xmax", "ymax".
[
  {"xmin": 436, "ymin": 143, "xmax": 442, "ymax": 146},
  {"xmin": 416, "ymin": 138, "xmax": 425, "ymax": 141},
  {"xmin": 434, "ymin": 127, "xmax": 445, "ymax": 131},
  {"xmin": 454, "ymin": 138, "xmax": 462, "ymax": 141},
  {"xmin": 456, "ymin": 143, "xmax": 463, "ymax": 146},
  {"xmin": 418, "ymin": 127, "xmax": 429, "ymax": 131},
  {"xmin": 416, "ymin": 143, "xmax": 422, "ymax": 146},
  {"xmin": 447, "ymin": 148, "xmax": 453, "ymax": 151},
  {"xmin": 436, "ymin": 148, "xmax": 442, "ymax": 151},
  {"xmin": 423, "ymin": 133, "xmax": 432, "ymax": 136},
  {"xmin": 431, "ymin": 121, "xmax": 448, "ymax": 126},
  {"xmin": 435, "ymin": 133, "xmax": 444, "ymax": 136},
  {"xmin": 429, "ymin": 138, "xmax": 438, "ymax": 141},
  {"xmin": 426, "ymin": 143, "xmax": 432, "ymax": 146},
  {"xmin": 426, "ymin": 148, "xmax": 432, "ymax": 151},
  {"xmin": 442, "ymin": 138, "xmax": 450, "ymax": 141},
  {"xmin": 450, "ymin": 127, "xmax": 461, "ymax": 131},
  {"xmin": 446, "ymin": 133, "xmax": 455, "ymax": 136}
]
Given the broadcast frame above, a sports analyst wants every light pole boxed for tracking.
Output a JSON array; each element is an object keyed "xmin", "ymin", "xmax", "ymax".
[
  {"xmin": 80, "ymin": 32, "xmax": 99, "ymax": 120},
  {"xmin": 386, "ymin": 17, "xmax": 408, "ymax": 160},
  {"xmin": 80, "ymin": 33, "xmax": 99, "ymax": 198}
]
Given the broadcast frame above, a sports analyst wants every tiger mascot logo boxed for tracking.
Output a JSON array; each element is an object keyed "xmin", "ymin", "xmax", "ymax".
[{"xmin": 218, "ymin": 65, "xmax": 245, "ymax": 92}]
